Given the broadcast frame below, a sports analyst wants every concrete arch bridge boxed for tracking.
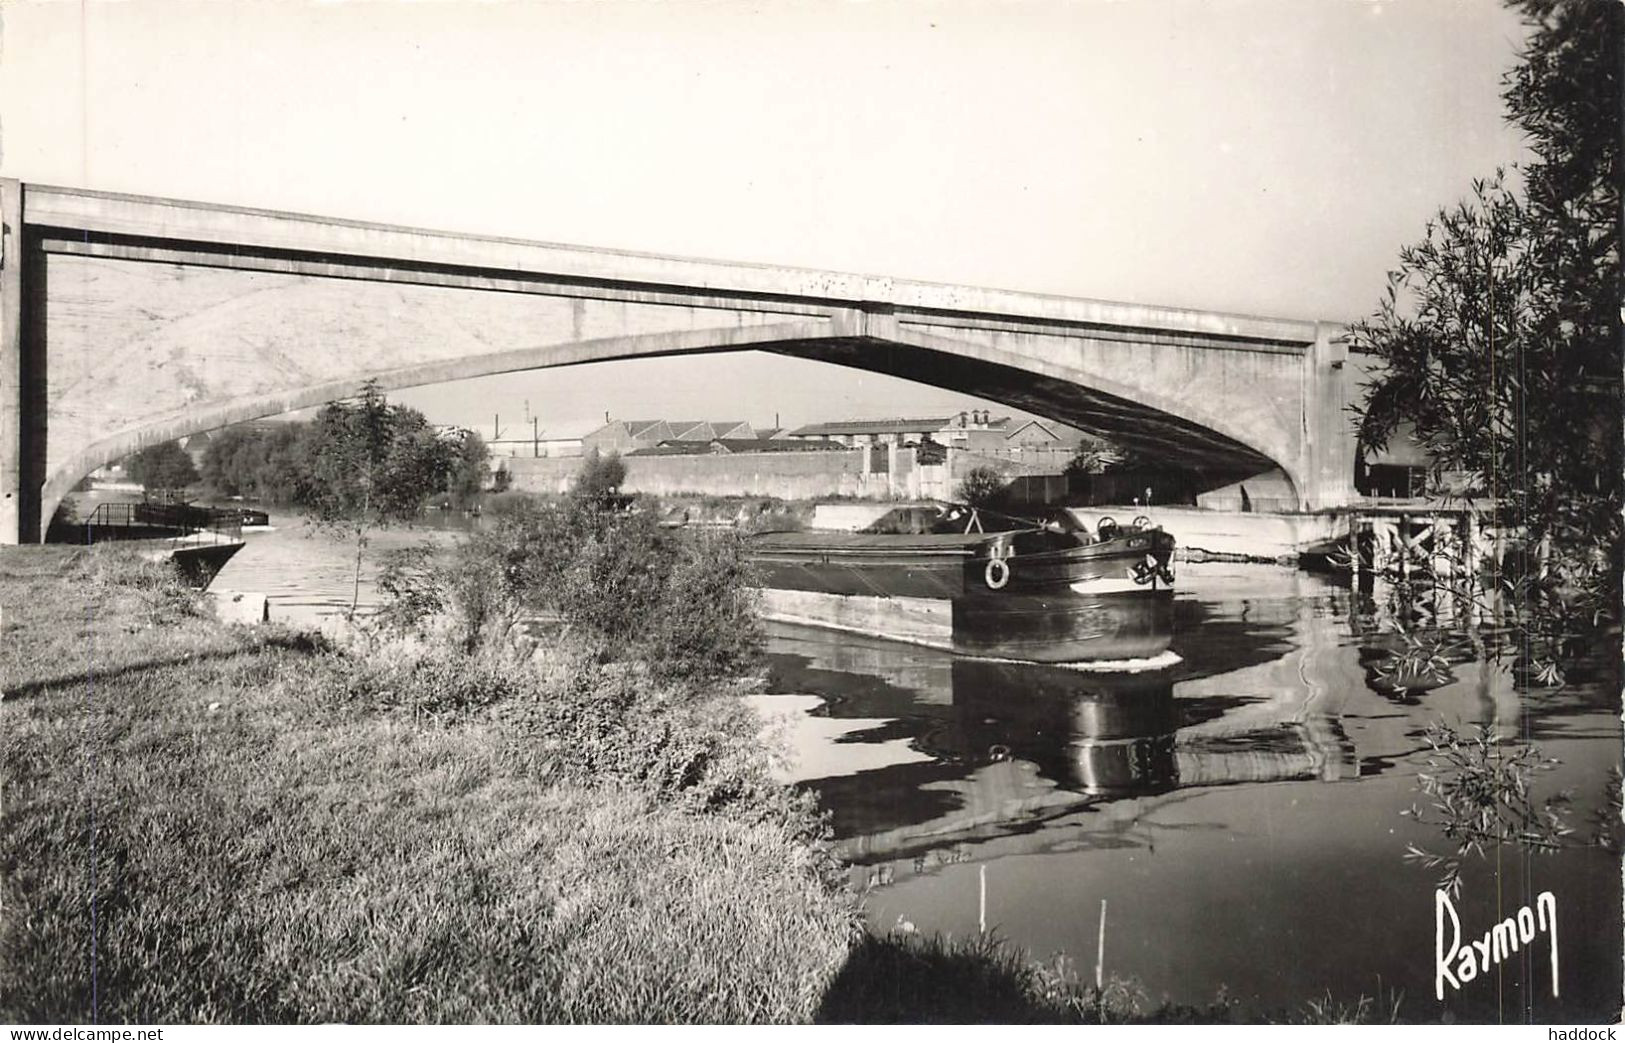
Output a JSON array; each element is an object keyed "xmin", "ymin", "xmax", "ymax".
[{"xmin": 1, "ymin": 181, "xmax": 1367, "ymax": 543}]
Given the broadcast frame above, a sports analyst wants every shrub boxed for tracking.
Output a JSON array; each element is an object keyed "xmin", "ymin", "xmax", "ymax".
[
  {"xmin": 573, "ymin": 448, "xmax": 627, "ymax": 507},
  {"xmin": 45, "ymin": 496, "xmax": 79, "ymax": 543},
  {"xmin": 377, "ymin": 497, "xmax": 764, "ymax": 682},
  {"xmin": 481, "ymin": 488, "xmax": 541, "ymax": 518},
  {"xmin": 1064, "ymin": 435, "xmax": 1122, "ymax": 477},
  {"xmin": 66, "ymin": 545, "xmax": 205, "ymax": 626},
  {"xmin": 555, "ymin": 507, "xmax": 677, "ymax": 646},
  {"xmin": 1401, "ymin": 720, "xmax": 1571, "ymax": 895},
  {"xmin": 641, "ymin": 528, "xmax": 763, "ymax": 680},
  {"xmin": 323, "ymin": 639, "xmax": 821, "ymax": 840},
  {"xmin": 816, "ymin": 931, "xmax": 1240, "ymax": 1024},
  {"xmin": 498, "ymin": 658, "xmax": 797, "ymax": 817},
  {"xmin": 124, "ymin": 440, "xmax": 199, "ymax": 494},
  {"xmin": 373, "ymin": 546, "xmax": 450, "ymax": 637},
  {"xmin": 443, "ymin": 429, "xmax": 490, "ymax": 509},
  {"xmin": 956, "ymin": 466, "xmax": 1007, "ymax": 508}
]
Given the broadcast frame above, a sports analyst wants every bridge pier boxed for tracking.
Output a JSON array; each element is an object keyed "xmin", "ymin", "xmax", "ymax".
[
  {"xmin": 1298, "ymin": 322, "xmax": 1359, "ymax": 512},
  {"xmin": 0, "ymin": 179, "xmax": 42, "ymax": 545}
]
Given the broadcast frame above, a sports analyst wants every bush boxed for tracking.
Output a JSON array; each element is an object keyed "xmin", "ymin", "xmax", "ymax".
[
  {"xmin": 956, "ymin": 466, "xmax": 1007, "ymax": 508},
  {"xmin": 45, "ymin": 497, "xmax": 79, "ymax": 543},
  {"xmin": 574, "ymin": 448, "xmax": 627, "ymax": 507},
  {"xmin": 481, "ymin": 488, "xmax": 541, "ymax": 518},
  {"xmin": 817, "ymin": 931, "xmax": 1240, "ymax": 1024},
  {"xmin": 373, "ymin": 546, "xmax": 452, "ymax": 639},
  {"xmin": 1064, "ymin": 436, "xmax": 1122, "ymax": 477},
  {"xmin": 443, "ymin": 430, "xmax": 490, "ymax": 510},
  {"xmin": 65, "ymin": 545, "xmax": 204, "ymax": 626},
  {"xmin": 640, "ymin": 528, "xmax": 764, "ymax": 682},
  {"xmin": 377, "ymin": 497, "xmax": 764, "ymax": 682},
  {"xmin": 124, "ymin": 440, "xmax": 199, "ymax": 494},
  {"xmin": 502, "ymin": 658, "xmax": 800, "ymax": 818}
]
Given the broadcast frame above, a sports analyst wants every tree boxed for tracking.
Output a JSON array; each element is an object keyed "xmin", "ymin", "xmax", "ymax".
[
  {"xmin": 442, "ymin": 429, "xmax": 490, "ymax": 510},
  {"xmin": 1349, "ymin": 0, "xmax": 1621, "ymax": 676},
  {"xmin": 573, "ymin": 448, "xmax": 627, "ymax": 507},
  {"xmin": 301, "ymin": 381, "xmax": 457, "ymax": 616},
  {"xmin": 125, "ymin": 441, "xmax": 199, "ymax": 495},
  {"xmin": 1063, "ymin": 434, "xmax": 1122, "ymax": 477},
  {"xmin": 956, "ymin": 466, "xmax": 1006, "ymax": 508},
  {"xmin": 255, "ymin": 423, "xmax": 315, "ymax": 503},
  {"xmin": 198, "ymin": 421, "xmax": 315, "ymax": 503},
  {"xmin": 200, "ymin": 427, "xmax": 252, "ymax": 496}
]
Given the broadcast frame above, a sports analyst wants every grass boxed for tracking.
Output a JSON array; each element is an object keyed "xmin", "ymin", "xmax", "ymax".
[
  {"xmin": 1, "ymin": 546, "xmax": 855, "ymax": 1023},
  {"xmin": 819, "ymin": 930, "xmax": 1252, "ymax": 1024},
  {"xmin": 1288, "ymin": 987, "xmax": 1406, "ymax": 1025},
  {"xmin": 817, "ymin": 932, "xmax": 1403, "ymax": 1024}
]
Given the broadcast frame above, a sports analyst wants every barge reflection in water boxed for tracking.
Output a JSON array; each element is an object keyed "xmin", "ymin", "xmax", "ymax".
[{"xmin": 953, "ymin": 590, "xmax": 1175, "ymax": 664}]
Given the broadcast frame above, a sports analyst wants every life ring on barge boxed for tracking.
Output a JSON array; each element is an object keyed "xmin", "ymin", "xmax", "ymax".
[{"xmin": 984, "ymin": 557, "xmax": 1011, "ymax": 590}]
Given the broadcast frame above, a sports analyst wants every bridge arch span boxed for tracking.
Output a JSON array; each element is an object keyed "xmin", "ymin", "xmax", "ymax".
[
  {"xmin": 45, "ymin": 320, "xmax": 1305, "ymax": 530},
  {"xmin": 3, "ymin": 181, "xmax": 1357, "ymax": 542}
]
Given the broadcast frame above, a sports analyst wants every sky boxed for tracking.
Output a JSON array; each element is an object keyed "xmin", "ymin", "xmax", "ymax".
[{"xmin": 0, "ymin": 0, "xmax": 1530, "ymax": 438}]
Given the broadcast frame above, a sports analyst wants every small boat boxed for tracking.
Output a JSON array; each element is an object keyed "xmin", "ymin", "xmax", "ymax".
[
  {"xmin": 747, "ymin": 502, "xmax": 1177, "ymax": 663},
  {"xmin": 211, "ymin": 506, "xmax": 271, "ymax": 528}
]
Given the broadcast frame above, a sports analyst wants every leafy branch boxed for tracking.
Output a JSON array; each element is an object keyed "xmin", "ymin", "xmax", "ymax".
[{"xmin": 1401, "ymin": 720, "xmax": 1573, "ymax": 895}]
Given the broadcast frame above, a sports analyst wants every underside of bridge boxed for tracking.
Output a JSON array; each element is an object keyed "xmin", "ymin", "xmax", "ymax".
[
  {"xmin": 768, "ymin": 338, "xmax": 1279, "ymax": 481},
  {"xmin": 0, "ymin": 181, "xmax": 1358, "ymax": 543}
]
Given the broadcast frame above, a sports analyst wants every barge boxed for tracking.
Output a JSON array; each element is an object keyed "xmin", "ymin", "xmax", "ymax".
[{"xmin": 747, "ymin": 503, "xmax": 1177, "ymax": 664}]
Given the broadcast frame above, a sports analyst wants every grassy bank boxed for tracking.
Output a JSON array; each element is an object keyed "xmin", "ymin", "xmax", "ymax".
[
  {"xmin": 1, "ymin": 546, "xmax": 854, "ymax": 1022},
  {"xmin": 1, "ymin": 546, "xmax": 1394, "ymax": 1024}
]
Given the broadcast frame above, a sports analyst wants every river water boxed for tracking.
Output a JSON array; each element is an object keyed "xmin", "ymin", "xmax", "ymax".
[{"xmin": 179, "ymin": 504, "xmax": 1619, "ymax": 1022}]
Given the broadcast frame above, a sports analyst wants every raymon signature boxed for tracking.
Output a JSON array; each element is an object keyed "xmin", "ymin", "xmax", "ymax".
[{"xmin": 1436, "ymin": 889, "xmax": 1559, "ymax": 1001}]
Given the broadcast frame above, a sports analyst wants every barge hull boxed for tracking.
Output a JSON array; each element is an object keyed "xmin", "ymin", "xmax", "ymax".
[
  {"xmin": 754, "ymin": 587, "xmax": 1174, "ymax": 664},
  {"xmin": 750, "ymin": 530, "xmax": 1175, "ymax": 600}
]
